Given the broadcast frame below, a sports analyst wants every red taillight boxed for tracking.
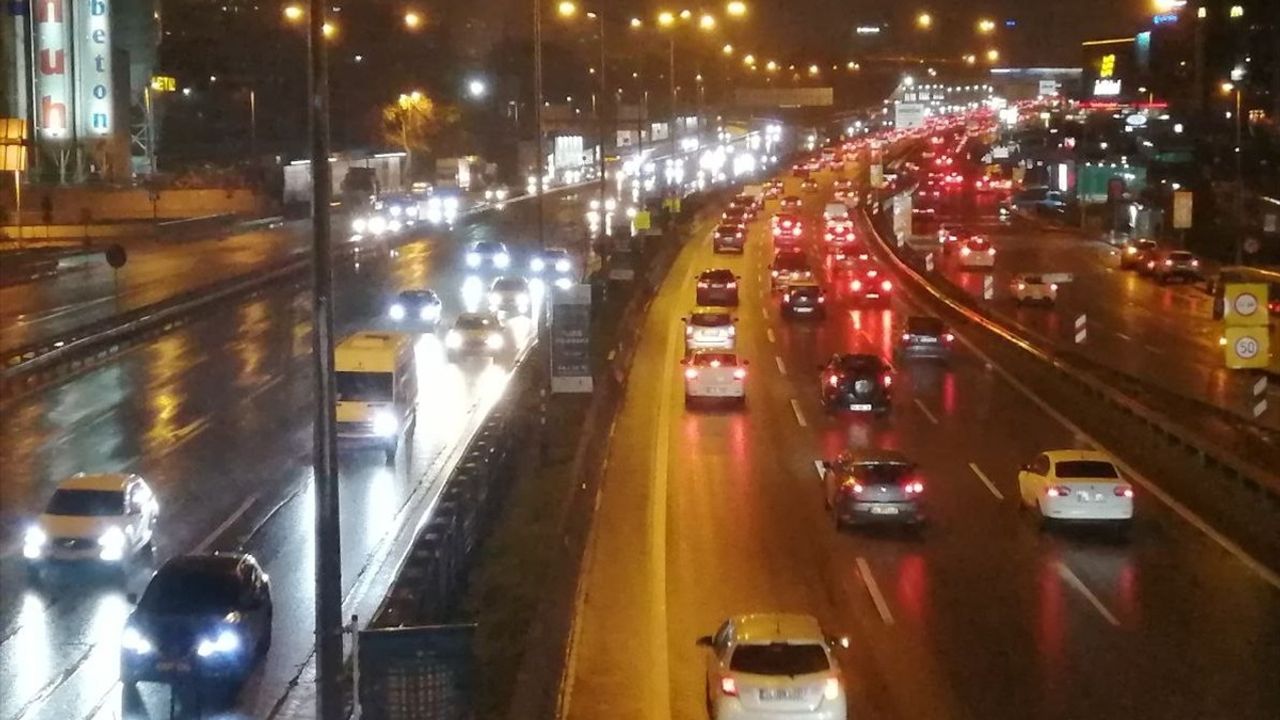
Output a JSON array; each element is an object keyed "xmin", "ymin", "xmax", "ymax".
[
  {"xmin": 901, "ymin": 332, "xmax": 911, "ymax": 342},
  {"xmin": 851, "ymin": 280, "xmax": 862, "ymax": 291},
  {"xmin": 684, "ymin": 368, "xmax": 698, "ymax": 380},
  {"xmin": 867, "ymin": 269, "xmax": 878, "ymax": 278},
  {"xmin": 842, "ymin": 480, "xmax": 864, "ymax": 494},
  {"xmin": 1165, "ymin": 259, "xmax": 1173, "ymax": 266},
  {"xmin": 882, "ymin": 373, "xmax": 893, "ymax": 387},
  {"xmin": 943, "ymin": 332, "xmax": 955, "ymax": 343},
  {"xmin": 817, "ymin": 296, "xmax": 825, "ymax": 303},
  {"xmin": 1047, "ymin": 486, "xmax": 1071, "ymax": 498},
  {"xmin": 828, "ymin": 375, "xmax": 839, "ymax": 387},
  {"xmin": 960, "ymin": 247, "xmax": 971, "ymax": 257},
  {"xmin": 1017, "ymin": 282, "xmax": 1026, "ymax": 290},
  {"xmin": 1115, "ymin": 486, "xmax": 1134, "ymax": 498},
  {"xmin": 881, "ymin": 280, "xmax": 893, "ymax": 292},
  {"xmin": 783, "ymin": 292, "xmax": 792, "ymax": 302},
  {"xmin": 793, "ymin": 227, "xmax": 802, "ymax": 237},
  {"xmin": 727, "ymin": 281, "xmax": 737, "ymax": 289},
  {"xmin": 823, "ymin": 677, "xmax": 841, "ymax": 700},
  {"xmin": 733, "ymin": 367, "xmax": 747, "ymax": 380},
  {"xmin": 1050, "ymin": 283, "xmax": 1059, "ymax": 291},
  {"xmin": 720, "ymin": 677, "xmax": 738, "ymax": 696},
  {"xmin": 698, "ymin": 281, "xmax": 709, "ymax": 288},
  {"xmin": 904, "ymin": 480, "xmax": 925, "ymax": 494}
]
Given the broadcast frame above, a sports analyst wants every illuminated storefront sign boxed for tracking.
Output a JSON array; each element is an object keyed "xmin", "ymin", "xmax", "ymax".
[
  {"xmin": 150, "ymin": 75, "xmax": 177, "ymax": 93},
  {"xmin": 34, "ymin": 0, "xmax": 72, "ymax": 139},
  {"xmin": 79, "ymin": 0, "xmax": 114, "ymax": 137},
  {"xmin": 1093, "ymin": 79, "xmax": 1123, "ymax": 96},
  {"xmin": 1099, "ymin": 53, "xmax": 1116, "ymax": 78}
]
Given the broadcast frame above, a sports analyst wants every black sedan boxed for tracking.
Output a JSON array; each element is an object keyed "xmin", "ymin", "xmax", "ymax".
[
  {"xmin": 121, "ymin": 553, "xmax": 273, "ymax": 699},
  {"xmin": 713, "ymin": 224, "xmax": 746, "ymax": 254},
  {"xmin": 695, "ymin": 269, "xmax": 740, "ymax": 306},
  {"xmin": 387, "ymin": 289, "xmax": 442, "ymax": 330},
  {"xmin": 819, "ymin": 353, "xmax": 893, "ymax": 415},
  {"xmin": 896, "ymin": 315, "xmax": 954, "ymax": 361}
]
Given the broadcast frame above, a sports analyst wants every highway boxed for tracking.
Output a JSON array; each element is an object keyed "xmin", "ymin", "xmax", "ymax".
[
  {"xmin": 562, "ymin": 169, "xmax": 1280, "ymax": 720},
  {"xmin": 922, "ymin": 204, "xmax": 1280, "ymax": 431},
  {"xmin": 0, "ymin": 189, "xmax": 590, "ymax": 720}
]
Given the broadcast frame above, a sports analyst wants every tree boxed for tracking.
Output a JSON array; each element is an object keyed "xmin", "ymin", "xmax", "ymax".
[{"xmin": 381, "ymin": 91, "xmax": 459, "ymax": 179}]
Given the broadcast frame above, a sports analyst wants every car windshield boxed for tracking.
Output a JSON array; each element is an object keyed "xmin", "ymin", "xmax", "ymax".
[
  {"xmin": 455, "ymin": 315, "xmax": 491, "ymax": 330},
  {"xmin": 493, "ymin": 279, "xmax": 526, "ymax": 292},
  {"xmin": 691, "ymin": 313, "xmax": 731, "ymax": 327},
  {"xmin": 691, "ymin": 352, "xmax": 737, "ymax": 366},
  {"xmin": 336, "ymin": 372, "xmax": 393, "ymax": 402},
  {"xmin": 46, "ymin": 489, "xmax": 122, "ymax": 517},
  {"xmin": 730, "ymin": 643, "xmax": 830, "ymax": 675},
  {"xmin": 1055, "ymin": 460, "xmax": 1119, "ymax": 479},
  {"xmin": 1169, "ymin": 252, "xmax": 1194, "ymax": 261},
  {"xmin": 399, "ymin": 291, "xmax": 435, "ymax": 303},
  {"xmin": 906, "ymin": 317, "xmax": 944, "ymax": 335},
  {"xmin": 473, "ymin": 242, "xmax": 504, "ymax": 254},
  {"xmin": 140, "ymin": 567, "xmax": 240, "ymax": 614}
]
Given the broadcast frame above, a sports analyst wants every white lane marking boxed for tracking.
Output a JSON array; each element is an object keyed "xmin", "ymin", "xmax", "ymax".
[
  {"xmin": 775, "ymin": 356, "xmax": 788, "ymax": 375},
  {"xmin": 761, "ymin": 307, "xmax": 770, "ymax": 321},
  {"xmin": 1143, "ymin": 344, "xmax": 1164, "ymax": 355},
  {"xmin": 913, "ymin": 398, "xmax": 939, "ymax": 425},
  {"xmin": 967, "ymin": 461, "xmax": 1005, "ymax": 500},
  {"xmin": 1057, "ymin": 561, "xmax": 1121, "ymax": 627},
  {"xmin": 856, "ymin": 557, "xmax": 895, "ymax": 626},
  {"xmin": 813, "ymin": 459, "xmax": 826, "ymax": 480},
  {"xmin": 767, "ymin": 328, "xmax": 776, "ymax": 343},
  {"xmin": 1114, "ymin": 332, "xmax": 1133, "ymax": 341},
  {"xmin": 950, "ymin": 323, "xmax": 1280, "ymax": 592},
  {"xmin": 790, "ymin": 398, "xmax": 808, "ymax": 427},
  {"xmin": 193, "ymin": 493, "xmax": 260, "ymax": 554}
]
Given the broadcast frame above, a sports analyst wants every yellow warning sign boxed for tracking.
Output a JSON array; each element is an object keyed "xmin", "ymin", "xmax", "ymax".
[
  {"xmin": 1223, "ymin": 326, "xmax": 1269, "ymax": 369},
  {"xmin": 633, "ymin": 210, "xmax": 651, "ymax": 231}
]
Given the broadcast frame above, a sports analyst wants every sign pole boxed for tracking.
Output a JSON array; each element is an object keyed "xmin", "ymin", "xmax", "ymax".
[{"xmin": 306, "ymin": 1, "xmax": 343, "ymax": 719}]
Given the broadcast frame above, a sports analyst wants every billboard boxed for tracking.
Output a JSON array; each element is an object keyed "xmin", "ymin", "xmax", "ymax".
[
  {"xmin": 894, "ymin": 102, "xmax": 926, "ymax": 130},
  {"xmin": 734, "ymin": 88, "xmax": 834, "ymax": 108},
  {"xmin": 551, "ymin": 285, "xmax": 593, "ymax": 393},
  {"xmin": 34, "ymin": 0, "xmax": 73, "ymax": 140},
  {"xmin": 78, "ymin": 0, "xmax": 114, "ymax": 137}
]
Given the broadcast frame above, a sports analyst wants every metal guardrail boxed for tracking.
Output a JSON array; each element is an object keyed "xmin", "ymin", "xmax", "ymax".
[{"xmin": 864, "ymin": 205, "xmax": 1280, "ymax": 507}]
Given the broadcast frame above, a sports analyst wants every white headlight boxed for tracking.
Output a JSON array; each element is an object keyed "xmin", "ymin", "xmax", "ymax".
[
  {"xmin": 488, "ymin": 292, "xmax": 502, "ymax": 306},
  {"xmin": 494, "ymin": 253, "xmax": 510, "ymax": 268},
  {"xmin": 352, "ymin": 218, "xmax": 367, "ymax": 233},
  {"xmin": 23, "ymin": 526, "xmax": 46, "ymax": 559},
  {"xmin": 516, "ymin": 293, "xmax": 530, "ymax": 307},
  {"xmin": 555, "ymin": 277, "xmax": 573, "ymax": 290},
  {"xmin": 388, "ymin": 304, "xmax": 406, "ymax": 320},
  {"xmin": 368, "ymin": 216, "xmax": 388, "ymax": 235},
  {"xmin": 196, "ymin": 629, "xmax": 241, "ymax": 658},
  {"xmin": 555, "ymin": 259, "xmax": 571, "ymax": 273},
  {"xmin": 530, "ymin": 258, "xmax": 546, "ymax": 272},
  {"xmin": 420, "ymin": 305, "xmax": 438, "ymax": 321},
  {"xmin": 372, "ymin": 411, "xmax": 398, "ymax": 437},
  {"xmin": 485, "ymin": 333, "xmax": 505, "ymax": 350},
  {"xmin": 389, "ymin": 205, "xmax": 403, "ymax": 217},
  {"xmin": 445, "ymin": 331, "xmax": 463, "ymax": 349},
  {"xmin": 122, "ymin": 626, "xmax": 154, "ymax": 655},
  {"xmin": 99, "ymin": 526, "xmax": 126, "ymax": 561},
  {"xmin": 466, "ymin": 253, "xmax": 481, "ymax": 267}
]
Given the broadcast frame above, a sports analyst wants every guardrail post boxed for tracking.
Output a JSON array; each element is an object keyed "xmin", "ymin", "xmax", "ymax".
[
  {"xmin": 983, "ymin": 275, "xmax": 994, "ymax": 301},
  {"xmin": 1253, "ymin": 375, "xmax": 1268, "ymax": 419},
  {"xmin": 1074, "ymin": 314, "xmax": 1087, "ymax": 344}
]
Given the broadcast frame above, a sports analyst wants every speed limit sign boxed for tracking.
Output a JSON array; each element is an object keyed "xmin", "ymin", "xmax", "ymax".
[
  {"xmin": 1223, "ymin": 283, "xmax": 1268, "ymax": 326},
  {"xmin": 1224, "ymin": 326, "xmax": 1269, "ymax": 369},
  {"xmin": 1234, "ymin": 292, "xmax": 1259, "ymax": 317}
]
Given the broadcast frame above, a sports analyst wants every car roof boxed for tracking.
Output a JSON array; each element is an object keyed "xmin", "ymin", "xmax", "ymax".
[
  {"xmin": 57, "ymin": 473, "xmax": 136, "ymax": 492},
  {"xmin": 840, "ymin": 448, "xmax": 912, "ymax": 465},
  {"xmin": 732, "ymin": 613, "xmax": 825, "ymax": 644},
  {"xmin": 159, "ymin": 552, "xmax": 248, "ymax": 577},
  {"xmin": 1043, "ymin": 449, "xmax": 1114, "ymax": 464}
]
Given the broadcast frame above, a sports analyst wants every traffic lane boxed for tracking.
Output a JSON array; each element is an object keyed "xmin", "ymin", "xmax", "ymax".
[
  {"xmin": 0, "ymin": 195, "xmax": 577, "ymax": 719},
  {"xmin": 849, "ymin": 214, "xmax": 1280, "ymax": 718},
  {"xmin": 937, "ymin": 225, "xmax": 1280, "ymax": 427},
  {"xmin": 0, "ymin": 221, "xmax": 314, "ymax": 355}
]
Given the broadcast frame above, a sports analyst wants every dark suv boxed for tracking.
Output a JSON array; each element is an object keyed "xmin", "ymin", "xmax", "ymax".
[
  {"xmin": 821, "ymin": 449, "xmax": 925, "ymax": 529},
  {"xmin": 1148, "ymin": 249, "xmax": 1201, "ymax": 284},
  {"xmin": 695, "ymin": 269, "xmax": 740, "ymax": 306},
  {"xmin": 781, "ymin": 280, "xmax": 826, "ymax": 318},
  {"xmin": 818, "ymin": 353, "xmax": 893, "ymax": 415},
  {"xmin": 713, "ymin": 223, "xmax": 746, "ymax": 253},
  {"xmin": 121, "ymin": 553, "xmax": 273, "ymax": 698},
  {"xmin": 897, "ymin": 316, "xmax": 954, "ymax": 361}
]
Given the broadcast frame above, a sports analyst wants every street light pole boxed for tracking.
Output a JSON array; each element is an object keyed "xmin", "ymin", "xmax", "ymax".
[
  {"xmin": 596, "ymin": 12, "xmax": 608, "ymax": 212},
  {"xmin": 534, "ymin": 0, "xmax": 546, "ymax": 247},
  {"xmin": 1233, "ymin": 86, "xmax": 1243, "ymax": 263},
  {"xmin": 306, "ymin": 0, "xmax": 343, "ymax": 717},
  {"xmin": 669, "ymin": 34, "xmax": 677, "ymax": 149}
]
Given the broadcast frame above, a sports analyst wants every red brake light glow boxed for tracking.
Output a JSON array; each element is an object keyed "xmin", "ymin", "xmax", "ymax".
[
  {"xmin": 881, "ymin": 280, "xmax": 893, "ymax": 292},
  {"xmin": 851, "ymin": 280, "xmax": 862, "ymax": 291},
  {"xmin": 823, "ymin": 678, "xmax": 841, "ymax": 700},
  {"xmin": 1115, "ymin": 486, "xmax": 1134, "ymax": 498},
  {"xmin": 733, "ymin": 368, "xmax": 747, "ymax": 380},
  {"xmin": 882, "ymin": 373, "xmax": 892, "ymax": 387},
  {"xmin": 828, "ymin": 375, "xmax": 839, "ymax": 387},
  {"xmin": 684, "ymin": 368, "xmax": 698, "ymax": 380},
  {"xmin": 720, "ymin": 677, "xmax": 738, "ymax": 696},
  {"xmin": 1047, "ymin": 486, "xmax": 1071, "ymax": 498}
]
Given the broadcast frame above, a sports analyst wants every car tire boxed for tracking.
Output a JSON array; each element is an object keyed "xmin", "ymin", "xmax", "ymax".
[
  {"xmin": 384, "ymin": 442, "xmax": 397, "ymax": 465},
  {"xmin": 260, "ymin": 612, "xmax": 274, "ymax": 656},
  {"xmin": 1036, "ymin": 505, "xmax": 1053, "ymax": 532}
]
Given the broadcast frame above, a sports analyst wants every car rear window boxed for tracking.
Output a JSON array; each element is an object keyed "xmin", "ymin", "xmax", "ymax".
[
  {"xmin": 691, "ymin": 352, "xmax": 738, "ymax": 366},
  {"xmin": 838, "ymin": 355, "xmax": 884, "ymax": 373},
  {"xmin": 730, "ymin": 643, "xmax": 830, "ymax": 675},
  {"xmin": 774, "ymin": 255, "xmax": 809, "ymax": 270},
  {"xmin": 474, "ymin": 241, "xmax": 504, "ymax": 254},
  {"xmin": 851, "ymin": 462, "xmax": 914, "ymax": 484},
  {"xmin": 336, "ymin": 372, "xmax": 393, "ymax": 402},
  {"xmin": 47, "ymin": 489, "xmax": 123, "ymax": 516},
  {"xmin": 1055, "ymin": 460, "xmax": 1119, "ymax": 479},
  {"xmin": 1023, "ymin": 275, "xmax": 1044, "ymax": 284},
  {"xmin": 691, "ymin": 312, "xmax": 731, "ymax": 327},
  {"xmin": 969, "ymin": 239, "xmax": 990, "ymax": 250},
  {"xmin": 1169, "ymin": 252, "xmax": 1194, "ymax": 261},
  {"xmin": 906, "ymin": 317, "xmax": 944, "ymax": 335},
  {"xmin": 790, "ymin": 285, "xmax": 820, "ymax": 297},
  {"xmin": 701, "ymin": 270, "xmax": 735, "ymax": 282}
]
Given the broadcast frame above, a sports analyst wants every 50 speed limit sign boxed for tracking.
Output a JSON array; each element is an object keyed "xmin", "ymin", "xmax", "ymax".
[{"xmin": 1224, "ymin": 326, "xmax": 1269, "ymax": 369}]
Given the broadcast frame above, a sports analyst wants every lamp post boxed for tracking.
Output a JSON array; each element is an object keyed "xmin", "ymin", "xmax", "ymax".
[
  {"xmin": 1221, "ymin": 78, "xmax": 1245, "ymax": 261},
  {"xmin": 558, "ymin": 2, "xmax": 610, "ymax": 215},
  {"xmin": 534, "ymin": 0, "xmax": 546, "ymax": 246}
]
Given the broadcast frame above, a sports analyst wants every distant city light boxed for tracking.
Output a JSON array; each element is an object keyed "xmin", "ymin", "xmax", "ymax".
[{"xmin": 468, "ymin": 78, "xmax": 488, "ymax": 98}]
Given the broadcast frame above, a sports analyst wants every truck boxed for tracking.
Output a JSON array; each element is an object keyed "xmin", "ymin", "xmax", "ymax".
[{"xmin": 335, "ymin": 332, "xmax": 418, "ymax": 463}]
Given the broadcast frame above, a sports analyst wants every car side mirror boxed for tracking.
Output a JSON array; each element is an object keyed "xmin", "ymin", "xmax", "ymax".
[
  {"xmin": 126, "ymin": 592, "xmax": 138, "ymax": 605},
  {"xmin": 680, "ymin": 317, "xmax": 688, "ymax": 323},
  {"xmin": 695, "ymin": 635, "xmax": 714, "ymax": 648}
]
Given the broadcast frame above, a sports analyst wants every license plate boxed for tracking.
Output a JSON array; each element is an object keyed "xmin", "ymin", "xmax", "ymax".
[
  {"xmin": 759, "ymin": 688, "xmax": 805, "ymax": 701},
  {"xmin": 870, "ymin": 506, "xmax": 899, "ymax": 515},
  {"xmin": 917, "ymin": 337, "xmax": 937, "ymax": 343},
  {"xmin": 794, "ymin": 307, "xmax": 813, "ymax": 313},
  {"xmin": 156, "ymin": 661, "xmax": 191, "ymax": 673},
  {"xmin": 850, "ymin": 403, "xmax": 873, "ymax": 411}
]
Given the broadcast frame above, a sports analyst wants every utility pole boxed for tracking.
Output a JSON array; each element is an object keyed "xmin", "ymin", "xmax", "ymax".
[
  {"xmin": 596, "ymin": 12, "xmax": 608, "ymax": 213},
  {"xmin": 534, "ymin": 0, "xmax": 546, "ymax": 247},
  {"xmin": 668, "ymin": 35, "xmax": 677, "ymax": 150},
  {"xmin": 306, "ymin": 0, "xmax": 343, "ymax": 718}
]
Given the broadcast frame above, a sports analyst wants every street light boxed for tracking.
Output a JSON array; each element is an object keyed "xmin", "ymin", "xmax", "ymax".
[
  {"xmin": 742, "ymin": 53, "xmax": 756, "ymax": 66},
  {"xmin": 765, "ymin": 60, "xmax": 778, "ymax": 72},
  {"xmin": 657, "ymin": 10, "xmax": 675, "ymax": 26},
  {"xmin": 699, "ymin": 13, "xmax": 716, "ymax": 30},
  {"xmin": 916, "ymin": 12, "xmax": 932, "ymax": 30},
  {"xmin": 403, "ymin": 10, "xmax": 423, "ymax": 30},
  {"xmin": 630, "ymin": 17, "xmax": 643, "ymax": 28},
  {"xmin": 963, "ymin": 53, "xmax": 977, "ymax": 65},
  {"xmin": 985, "ymin": 48, "xmax": 1000, "ymax": 63},
  {"xmin": 322, "ymin": 21, "xmax": 337, "ymax": 39},
  {"xmin": 977, "ymin": 18, "xmax": 996, "ymax": 34},
  {"xmin": 679, "ymin": 9, "xmax": 692, "ymax": 20},
  {"xmin": 722, "ymin": 43, "xmax": 734, "ymax": 55},
  {"xmin": 726, "ymin": 1, "xmax": 747, "ymax": 17},
  {"xmin": 557, "ymin": 0, "xmax": 577, "ymax": 17},
  {"xmin": 808, "ymin": 64, "xmax": 820, "ymax": 76},
  {"xmin": 283, "ymin": 4, "xmax": 304, "ymax": 22},
  {"xmin": 467, "ymin": 78, "xmax": 488, "ymax": 98}
]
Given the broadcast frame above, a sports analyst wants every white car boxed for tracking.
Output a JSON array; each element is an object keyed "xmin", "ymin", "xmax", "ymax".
[
  {"xmin": 957, "ymin": 237, "xmax": 996, "ymax": 269},
  {"xmin": 1018, "ymin": 450, "xmax": 1134, "ymax": 529},
  {"xmin": 683, "ymin": 351, "xmax": 748, "ymax": 406},
  {"xmin": 698, "ymin": 613, "xmax": 848, "ymax": 720},
  {"xmin": 684, "ymin": 307, "xmax": 737, "ymax": 351},
  {"xmin": 488, "ymin": 276, "xmax": 532, "ymax": 316},
  {"xmin": 444, "ymin": 312, "xmax": 508, "ymax": 359},
  {"xmin": 1010, "ymin": 273, "xmax": 1058, "ymax": 305},
  {"xmin": 822, "ymin": 202, "xmax": 850, "ymax": 222},
  {"xmin": 24, "ymin": 473, "xmax": 159, "ymax": 576},
  {"xmin": 464, "ymin": 240, "xmax": 511, "ymax": 270}
]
